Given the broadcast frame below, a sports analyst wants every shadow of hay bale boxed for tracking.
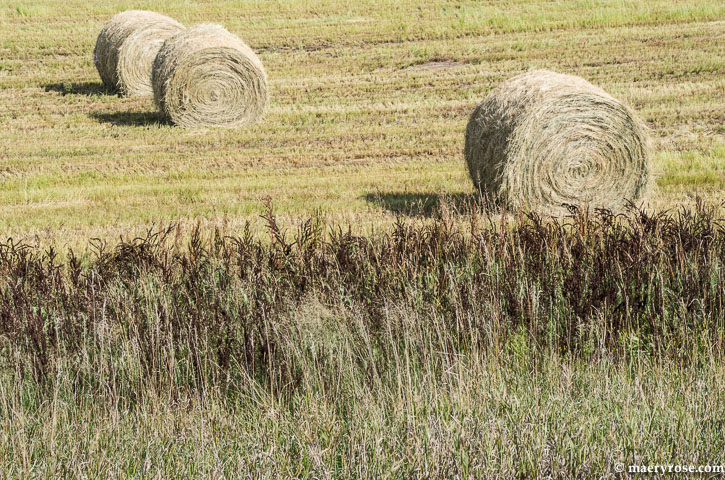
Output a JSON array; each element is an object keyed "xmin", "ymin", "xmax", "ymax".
[
  {"xmin": 44, "ymin": 82, "xmax": 110, "ymax": 96},
  {"xmin": 90, "ymin": 111, "xmax": 170, "ymax": 127},
  {"xmin": 364, "ymin": 192, "xmax": 484, "ymax": 217}
]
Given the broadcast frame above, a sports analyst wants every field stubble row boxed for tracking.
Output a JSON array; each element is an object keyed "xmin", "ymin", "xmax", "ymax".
[{"xmin": 0, "ymin": 1, "xmax": 723, "ymax": 246}]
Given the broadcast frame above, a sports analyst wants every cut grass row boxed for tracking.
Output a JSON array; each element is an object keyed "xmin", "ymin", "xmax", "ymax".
[{"xmin": 1, "ymin": 144, "xmax": 724, "ymax": 247}]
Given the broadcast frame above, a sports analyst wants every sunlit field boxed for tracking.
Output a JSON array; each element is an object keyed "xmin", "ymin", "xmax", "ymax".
[
  {"xmin": 1, "ymin": 0, "xmax": 723, "ymax": 245},
  {"xmin": 1, "ymin": 0, "xmax": 724, "ymax": 478}
]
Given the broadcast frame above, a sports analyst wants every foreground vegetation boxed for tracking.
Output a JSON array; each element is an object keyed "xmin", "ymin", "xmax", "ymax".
[
  {"xmin": 1, "ymin": 203, "xmax": 724, "ymax": 478},
  {"xmin": 1, "ymin": 0, "xmax": 724, "ymax": 245}
]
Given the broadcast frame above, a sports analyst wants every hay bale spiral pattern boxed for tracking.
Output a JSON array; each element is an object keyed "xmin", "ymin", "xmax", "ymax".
[
  {"xmin": 152, "ymin": 24, "xmax": 269, "ymax": 129},
  {"xmin": 94, "ymin": 10, "xmax": 184, "ymax": 96},
  {"xmin": 464, "ymin": 70, "xmax": 651, "ymax": 214}
]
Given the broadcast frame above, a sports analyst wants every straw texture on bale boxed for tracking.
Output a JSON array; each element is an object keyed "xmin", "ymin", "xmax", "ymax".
[
  {"xmin": 464, "ymin": 70, "xmax": 651, "ymax": 214},
  {"xmin": 94, "ymin": 10, "xmax": 184, "ymax": 96},
  {"xmin": 152, "ymin": 24, "xmax": 269, "ymax": 129}
]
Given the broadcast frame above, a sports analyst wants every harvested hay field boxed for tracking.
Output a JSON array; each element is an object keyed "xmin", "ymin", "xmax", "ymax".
[
  {"xmin": 1, "ymin": 0, "xmax": 725, "ymax": 478},
  {"xmin": 2, "ymin": 0, "xmax": 723, "ymax": 245},
  {"xmin": 465, "ymin": 70, "xmax": 652, "ymax": 214},
  {"xmin": 94, "ymin": 10, "xmax": 184, "ymax": 96},
  {"xmin": 152, "ymin": 24, "xmax": 269, "ymax": 128}
]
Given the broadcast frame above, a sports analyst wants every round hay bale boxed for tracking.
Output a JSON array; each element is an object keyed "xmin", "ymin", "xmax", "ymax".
[
  {"xmin": 94, "ymin": 10, "xmax": 184, "ymax": 96},
  {"xmin": 464, "ymin": 70, "xmax": 651, "ymax": 214},
  {"xmin": 152, "ymin": 24, "xmax": 269, "ymax": 129}
]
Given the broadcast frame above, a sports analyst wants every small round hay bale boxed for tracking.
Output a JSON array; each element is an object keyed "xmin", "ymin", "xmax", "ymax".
[
  {"xmin": 94, "ymin": 10, "xmax": 184, "ymax": 96},
  {"xmin": 152, "ymin": 24, "xmax": 269, "ymax": 129},
  {"xmin": 464, "ymin": 70, "xmax": 651, "ymax": 214}
]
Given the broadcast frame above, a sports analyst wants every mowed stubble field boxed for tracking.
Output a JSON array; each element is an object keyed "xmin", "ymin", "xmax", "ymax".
[
  {"xmin": 2, "ymin": 2, "xmax": 725, "ymax": 479},
  {"xmin": 0, "ymin": 0, "xmax": 724, "ymax": 247}
]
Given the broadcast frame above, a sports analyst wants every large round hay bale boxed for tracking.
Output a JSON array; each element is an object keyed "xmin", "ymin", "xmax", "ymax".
[
  {"xmin": 94, "ymin": 10, "xmax": 184, "ymax": 96},
  {"xmin": 464, "ymin": 70, "xmax": 651, "ymax": 214},
  {"xmin": 152, "ymin": 24, "xmax": 269, "ymax": 129}
]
